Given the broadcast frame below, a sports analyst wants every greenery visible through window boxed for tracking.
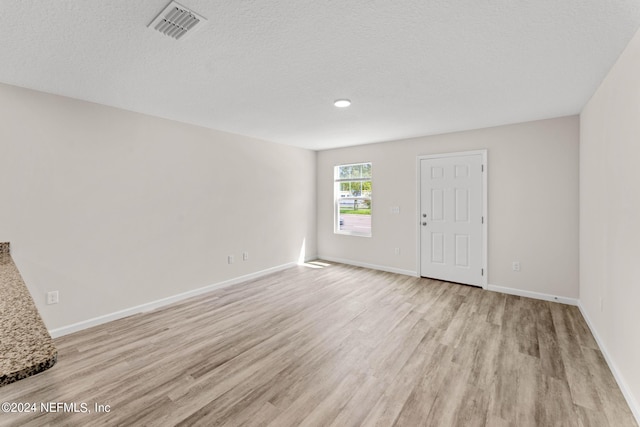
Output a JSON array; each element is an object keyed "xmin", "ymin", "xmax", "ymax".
[{"xmin": 334, "ymin": 162, "xmax": 372, "ymax": 237}]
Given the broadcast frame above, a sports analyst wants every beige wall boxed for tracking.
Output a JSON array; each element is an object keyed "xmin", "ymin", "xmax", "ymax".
[
  {"xmin": 0, "ymin": 83, "xmax": 317, "ymax": 330},
  {"xmin": 317, "ymin": 116, "xmax": 580, "ymax": 298},
  {"xmin": 580, "ymin": 27, "xmax": 640, "ymax": 418}
]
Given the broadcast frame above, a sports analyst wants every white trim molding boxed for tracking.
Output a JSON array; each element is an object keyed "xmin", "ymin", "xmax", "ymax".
[
  {"xmin": 578, "ymin": 302, "xmax": 640, "ymax": 424},
  {"xmin": 487, "ymin": 283, "xmax": 578, "ymax": 306},
  {"xmin": 317, "ymin": 255, "xmax": 418, "ymax": 277},
  {"xmin": 49, "ymin": 262, "xmax": 297, "ymax": 338}
]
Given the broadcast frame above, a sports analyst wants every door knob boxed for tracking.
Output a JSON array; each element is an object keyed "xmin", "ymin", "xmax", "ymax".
[{"xmin": 422, "ymin": 222, "xmax": 427, "ymax": 226}]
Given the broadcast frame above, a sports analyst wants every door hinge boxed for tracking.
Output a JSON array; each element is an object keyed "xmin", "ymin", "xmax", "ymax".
[
  {"xmin": 481, "ymin": 216, "xmax": 484, "ymax": 224},
  {"xmin": 481, "ymin": 268, "xmax": 484, "ymax": 276},
  {"xmin": 481, "ymin": 164, "xmax": 484, "ymax": 172}
]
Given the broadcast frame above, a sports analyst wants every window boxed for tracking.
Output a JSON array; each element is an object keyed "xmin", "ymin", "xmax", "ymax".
[{"xmin": 334, "ymin": 162, "xmax": 372, "ymax": 236}]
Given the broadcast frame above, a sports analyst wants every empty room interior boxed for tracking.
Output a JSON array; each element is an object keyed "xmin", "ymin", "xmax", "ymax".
[{"xmin": 1, "ymin": 1, "xmax": 640, "ymax": 426}]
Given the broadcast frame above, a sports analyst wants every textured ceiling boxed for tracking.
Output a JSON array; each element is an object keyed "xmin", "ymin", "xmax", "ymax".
[{"xmin": 1, "ymin": 1, "xmax": 639, "ymax": 150}]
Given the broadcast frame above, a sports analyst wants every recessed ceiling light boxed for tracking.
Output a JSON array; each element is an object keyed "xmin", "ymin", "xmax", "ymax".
[{"xmin": 334, "ymin": 99, "xmax": 351, "ymax": 108}]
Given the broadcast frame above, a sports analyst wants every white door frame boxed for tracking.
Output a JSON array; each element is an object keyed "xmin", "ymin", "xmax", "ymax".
[{"xmin": 416, "ymin": 150, "xmax": 488, "ymax": 288}]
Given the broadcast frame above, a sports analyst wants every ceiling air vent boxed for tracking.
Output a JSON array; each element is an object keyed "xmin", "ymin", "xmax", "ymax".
[{"xmin": 148, "ymin": 1, "xmax": 206, "ymax": 40}]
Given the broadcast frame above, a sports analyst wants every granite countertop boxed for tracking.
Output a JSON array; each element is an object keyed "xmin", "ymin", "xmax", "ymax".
[{"xmin": 0, "ymin": 243, "xmax": 57, "ymax": 387}]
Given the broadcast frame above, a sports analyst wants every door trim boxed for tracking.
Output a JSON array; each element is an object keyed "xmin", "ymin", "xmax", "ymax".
[{"xmin": 416, "ymin": 150, "xmax": 488, "ymax": 289}]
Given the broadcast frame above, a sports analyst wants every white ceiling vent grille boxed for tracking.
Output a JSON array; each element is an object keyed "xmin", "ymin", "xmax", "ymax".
[{"xmin": 148, "ymin": 1, "xmax": 206, "ymax": 40}]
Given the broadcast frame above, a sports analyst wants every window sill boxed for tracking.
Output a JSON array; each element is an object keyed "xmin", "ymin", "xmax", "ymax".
[{"xmin": 334, "ymin": 231, "xmax": 372, "ymax": 238}]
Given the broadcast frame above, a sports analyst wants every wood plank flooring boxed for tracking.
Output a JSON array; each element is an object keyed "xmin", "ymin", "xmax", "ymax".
[{"xmin": 0, "ymin": 261, "xmax": 636, "ymax": 426}]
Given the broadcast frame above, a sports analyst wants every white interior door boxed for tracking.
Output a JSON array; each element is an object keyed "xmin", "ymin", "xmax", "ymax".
[{"xmin": 420, "ymin": 153, "xmax": 485, "ymax": 287}]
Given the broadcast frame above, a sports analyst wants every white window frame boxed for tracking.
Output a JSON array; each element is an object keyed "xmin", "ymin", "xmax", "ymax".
[{"xmin": 334, "ymin": 162, "xmax": 372, "ymax": 237}]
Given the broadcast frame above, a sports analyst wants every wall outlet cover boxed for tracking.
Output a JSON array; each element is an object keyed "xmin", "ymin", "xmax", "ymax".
[{"xmin": 46, "ymin": 291, "xmax": 59, "ymax": 305}]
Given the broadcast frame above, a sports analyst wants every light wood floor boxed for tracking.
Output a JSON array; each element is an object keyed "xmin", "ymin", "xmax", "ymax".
[{"xmin": 0, "ymin": 261, "xmax": 636, "ymax": 426}]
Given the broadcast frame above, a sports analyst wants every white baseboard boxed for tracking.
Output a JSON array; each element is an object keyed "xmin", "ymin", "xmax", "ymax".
[
  {"xmin": 317, "ymin": 255, "xmax": 418, "ymax": 277},
  {"xmin": 487, "ymin": 283, "xmax": 578, "ymax": 306},
  {"xmin": 49, "ymin": 262, "xmax": 297, "ymax": 338},
  {"xmin": 577, "ymin": 302, "xmax": 640, "ymax": 424}
]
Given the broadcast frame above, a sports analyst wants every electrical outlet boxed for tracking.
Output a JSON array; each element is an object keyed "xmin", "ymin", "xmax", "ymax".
[
  {"xmin": 394, "ymin": 248, "xmax": 400, "ymax": 255},
  {"xmin": 46, "ymin": 291, "xmax": 59, "ymax": 305},
  {"xmin": 228, "ymin": 255, "xmax": 234, "ymax": 264},
  {"xmin": 391, "ymin": 206, "xmax": 400, "ymax": 214},
  {"xmin": 242, "ymin": 252, "xmax": 249, "ymax": 261},
  {"xmin": 512, "ymin": 261, "xmax": 520, "ymax": 272}
]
